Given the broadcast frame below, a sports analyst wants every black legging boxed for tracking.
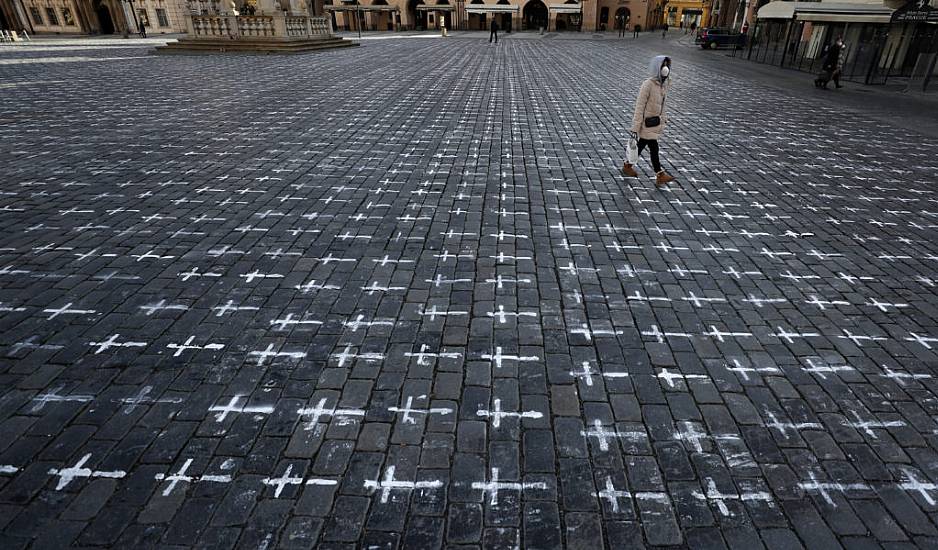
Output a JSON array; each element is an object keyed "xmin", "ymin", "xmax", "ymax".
[{"xmin": 638, "ymin": 138, "xmax": 662, "ymax": 172}]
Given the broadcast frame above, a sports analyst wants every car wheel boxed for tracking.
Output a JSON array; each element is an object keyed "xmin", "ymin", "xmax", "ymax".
[{"xmin": 709, "ymin": 41, "xmax": 718, "ymax": 49}]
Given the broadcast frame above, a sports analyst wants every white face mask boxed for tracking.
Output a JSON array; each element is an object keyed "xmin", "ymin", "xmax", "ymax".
[{"xmin": 660, "ymin": 66, "xmax": 670, "ymax": 79}]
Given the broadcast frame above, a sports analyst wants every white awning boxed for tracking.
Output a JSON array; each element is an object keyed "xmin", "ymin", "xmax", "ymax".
[
  {"xmin": 757, "ymin": 1, "xmax": 893, "ymax": 23},
  {"xmin": 549, "ymin": 3, "xmax": 582, "ymax": 13},
  {"xmin": 416, "ymin": 4, "xmax": 455, "ymax": 9},
  {"xmin": 466, "ymin": 5, "xmax": 519, "ymax": 13}
]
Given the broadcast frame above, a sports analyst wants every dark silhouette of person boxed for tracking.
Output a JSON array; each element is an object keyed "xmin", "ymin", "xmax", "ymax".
[{"xmin": 490, "ymin": 18, "xmax": 499, "ymax": 43}]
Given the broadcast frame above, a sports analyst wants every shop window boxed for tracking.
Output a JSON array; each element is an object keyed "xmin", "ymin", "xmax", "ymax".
[
  {"xmin": 29, "ymin": 6, "xmax": 42, "ymax": 24},
  {"xmin": 156, "ymin": 8, "xmax": 169, "ymax": 26},
  {"xmin": 45, "ymin": 7, "xmax": 59, "ymax": 25}
]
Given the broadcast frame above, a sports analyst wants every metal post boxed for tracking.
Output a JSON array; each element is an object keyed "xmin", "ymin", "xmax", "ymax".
[
  {"xmin": 357, "ymin": 0, "xmax": 361, "ymax": 37},
  {"xmin": 747, "ymin": 18, "xmax": 757, "ymax": 60}
]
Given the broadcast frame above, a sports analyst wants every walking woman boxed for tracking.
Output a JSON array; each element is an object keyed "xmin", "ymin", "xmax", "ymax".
[{"xmin": 622, "ymin": 55, "xmax": 675, "ymax": 187}]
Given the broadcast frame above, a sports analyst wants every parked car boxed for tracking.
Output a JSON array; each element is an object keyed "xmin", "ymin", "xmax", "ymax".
[{"xmin": 696, "ymin": 27, "xmax": 746, "ymax": 50}]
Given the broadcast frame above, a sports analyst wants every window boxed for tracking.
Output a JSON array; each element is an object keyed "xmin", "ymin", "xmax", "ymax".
[
  {"xmin": 45, "ymin": 7, "xmax": 59, "ymax": 25},
  {"xmin": 156, "ymin": 8, "xmax": 169, "ymax": 27},
  {"xmin": 62, "ymin": 7, "xmax": 75, "ymax": 25},
  {"xmin": 29, "ymin": 7, "xmax": 42, "ymax": 24},
  {"xmin": 138, "ymin": 9, "xmax": 150, "ymax": 26}
]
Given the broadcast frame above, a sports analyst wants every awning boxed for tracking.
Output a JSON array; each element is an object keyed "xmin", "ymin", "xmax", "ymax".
[
  {"xmin": 326, "ymin": 5, "xmax": 400, "ymax": 10},
  {"xmin": 466, "ymin": 5, "xmax": 519, "ymax": 13},
  {"xmin": 757, "ymin": 1, "xmax": 893, "ymax": 23},
  {"xmin": 549, "ymin": 3, "xmax": 582, "ymax": 13},
  {"xmin": 416, "ymin": 4, "xmax": 455, "ymax": 9}
]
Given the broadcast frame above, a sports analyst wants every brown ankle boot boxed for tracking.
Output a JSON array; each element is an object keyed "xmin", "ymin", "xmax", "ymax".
[
  {"xmin": 622, "ymin": 163, "xmax": 638, "ymax": 177},
  {"xmin": 655, "ymin": 171, "xmax": 675, "ymax": 187}
]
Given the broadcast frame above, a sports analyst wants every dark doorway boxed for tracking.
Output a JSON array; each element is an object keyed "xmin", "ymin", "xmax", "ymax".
[
  {"xmin": 522, "ymin": 0, "xmax": 546, "ymax": 30},
  {"xmin": 95, "ymin": 1, "xmax": 115, "ymax": 34},
  {"xmin": 615, "ymin": 6, "xmax": 629, "ymax": 29},
  {"xmin": 407, "ymin": 0, "xmax": 425, "ymax": 30},
  {"xmin": 0, "ymin": 7, "xmax": 11, "ymax": 31}
]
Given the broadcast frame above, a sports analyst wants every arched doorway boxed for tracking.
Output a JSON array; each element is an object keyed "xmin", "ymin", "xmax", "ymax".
[
  {"xmin": 94, "ymin": 0, "xmax": 115, "ymax": 34},
  {"xmin": 614, "ymin": 6, "xmax": 629, "ymax": 29},
  {"xmin": 522, "ymin": 0, "xmax": 546, "ymax": 30},
  {"xmin": 407, "ymin": 0, "xmax": 425, "ymax": 30}
]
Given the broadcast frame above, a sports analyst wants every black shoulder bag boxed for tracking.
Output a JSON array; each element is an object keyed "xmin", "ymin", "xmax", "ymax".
[{"xmin": 644, "ymin": 91, "xmax": 665, "ymax": 128}]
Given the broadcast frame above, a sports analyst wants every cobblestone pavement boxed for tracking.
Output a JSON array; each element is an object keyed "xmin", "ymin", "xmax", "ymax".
[{"xmin": 1, "ymin": 35, "xmax": 938, "ymax": 549}]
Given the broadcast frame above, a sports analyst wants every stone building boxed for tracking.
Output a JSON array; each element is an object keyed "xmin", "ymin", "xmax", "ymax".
[
  {"xmin": 327, "ymin": 0, "xmax": 660, "ymax": 32},
  {"xmin": 0, "ymin": 0, "xmax": 189, "ymax": 35}
]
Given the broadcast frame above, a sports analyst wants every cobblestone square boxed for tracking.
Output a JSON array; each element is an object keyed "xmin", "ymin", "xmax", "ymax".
[{"xmin": 1, "ymin": 35, "xmax": 938, "ymax": 548}]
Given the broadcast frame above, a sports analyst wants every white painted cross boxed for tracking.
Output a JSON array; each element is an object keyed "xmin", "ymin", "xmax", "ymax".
[
  {"xmin": 726, "ymin": 359, "xmax": 781, "ymax": 381},
  {"xmin": 763, "ymin": 410, "xmax": 823, "ymax": 438},
  {"xmin": 472, "ymin": 467, "xmax": 548, "ymax": 506},
  {"xmin": 802, "ymin": 358, "xmax": 855, "ymax": 380},
  {"xmin": 594, "ymin": 476, "xmax": 632, "ymax": 513},
  {"xmin": 262, "ymin": 464, "xmax": 305, "ymax": 498},
  {"xmin": 297, "ymin": 398, "xmax": 366, "ymax": 431},
  {"xmin": 476, "ymin": 399, "xmax": 543, "ymax": 428},
  {"xmin": 138, "ymin": 300, "xmax": 189, "ymax": 316},
  {"xmin": 805, "ymin": 296, "xmax": 848, "ymax": 311},
  {"xmin": 419, "ymin": 305, "xmax": 470, "ymax": 322},
  {"xmin": 865, "ymin": 298, "xmax": 909, "ymax": 313},
  {"xmin": 570, "ymin": 361, "xmax": 599, "ymax": 386},
  {"xmin": 212, "ymin": 300, "xmax": 260, "ymax": 317},
  {"xmin": 898, "ymin": 468, "xmax": 938, "ymax": 506},
  {"xmin": 120, "ymin": 385, "xmax": 183, "ymax": 414},
  {"xmin": 208, "ymin": 395, "xmax": 276, "ymax": 422},
  {"xmin": 843, "ymin": 411, "xmax": 905, "ymax": 439},
  {"xmin": 295, "ymin": 280, "xmax": 341, "ymax": 293},
  {"xmin": 154, "ymin": 458, "xmax": 232, "ymax": 496},
  {"xmin": 880, "ymin": 366, "xmax": 932, "ymax": 386},
  {"xmin": 332, "ymin": 344, "xmax": 385, "ymax": 368},
  {"xmin": 343, "ymin": 314, "xmax": 395, "ymax": 332},
  {"xmin": 167, "ymin": 336, "xmax": 224, "ymax": 357},
  {"xmin": 838, "ymin": 329, "xmax": 887, "ymax": 347},
  {"xmin": 88, "ymin": 334, "xmax": 147, "ymax": 354},
  {"xmin": 693, "ymin": 478, "xmax": 774, "ymax": 516},
  {"xmin": 361, "ymin": 282, "xmax": 407, "ymax": 295},
  {"xmin": 364, "ymin": 465, "xmax": 443, "ymax": 504},
  {"xmin": 48, "ymin": 454, "xmax": 126, "ymax": 490},
  {"xmin": 404, "ymin": 344, "xmax": 461, "ymax": 366},
  {"xmin": 571, "ymin": 323, "xmax": 625, "ymax": 342},
  {"xmin": 774, "ymin": 326, "xmax": 821, "ymax": 344},
  {"xmin": 798, "ymin": 471, "xmax": 870, "ymax": 506},
  {"xmin": 42, "ymin": 303, "xmax": 97, "ymax": 320},
  {"xmin": 703, "ymin": 326, "xmax": 754, "ymax": 343},
  {"xmin": 580, "ymin": 419, "xmax": 646, "ymax": 451},
  {"xmin": 247, "ymin": 344, "xmax": 307, "ymax": 366},
  {"xmin": 641, "ymin": 325, "xmax": 692, "ymax": 343},
  {"xmin": 388, "ymin": 394, "xmax": 454, "ymax": 424},
  {"xmin": 31, "ymin": 386, "xmax": 94, "ymax": 412},
  {"xmin": 488, "ymin": 305, "xmax": 538, "ymax": 324},
  {"xmin": 905, "ymin": 332, "xmax": 938, "ymax": 350},
  {"xmin": 240, "ymin": 271, "xmax": 284, "ymax": 283},
  {"xmin": 657, "ymin": 369, "xmax": 708, "ymax": 389},
  {"xmin": 269, "ymin": 314, "xmax": 323, "ymax": 331},
  {"xmin": 481, "ymin": 347, "xmax": 540, "ymax": 369}
]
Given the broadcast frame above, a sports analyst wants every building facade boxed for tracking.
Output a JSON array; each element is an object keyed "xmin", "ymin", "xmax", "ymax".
[
  {"xmin": 749, "ymin": 0, "xmax": 937, "ymax": 88},
  {"xmin": 327, "ymin": 0, "xmax": 661, "ymax": 32},
  {"xmin": 1, "ymin": 0, "xmax": 190, "ymax": 34}
]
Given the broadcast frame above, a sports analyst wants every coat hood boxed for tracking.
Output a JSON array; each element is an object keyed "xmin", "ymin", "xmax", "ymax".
[{"xmin": 649, "ymin": 55, "xmax": 671, "ymax": 82}]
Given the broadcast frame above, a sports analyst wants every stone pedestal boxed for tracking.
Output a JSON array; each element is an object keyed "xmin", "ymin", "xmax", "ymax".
[{"xmin": 156, "ymin": 13, "xmax": 358, "ymax": 54}]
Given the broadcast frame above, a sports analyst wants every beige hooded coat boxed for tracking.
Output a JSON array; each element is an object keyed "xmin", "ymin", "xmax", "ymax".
[{"xmin": 631, "ymin": 55, "xmax": 671, "ymax": 141}]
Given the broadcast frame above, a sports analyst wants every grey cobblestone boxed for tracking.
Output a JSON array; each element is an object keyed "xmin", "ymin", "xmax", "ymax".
[{"xmin": 1, "ymin": 31, "xmax": 938, "ymax": 548}]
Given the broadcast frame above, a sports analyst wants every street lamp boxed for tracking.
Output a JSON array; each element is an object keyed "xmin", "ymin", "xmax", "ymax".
[{"xmin": 126, "ymin": 0, "xmax": 142, "ymax": 35}]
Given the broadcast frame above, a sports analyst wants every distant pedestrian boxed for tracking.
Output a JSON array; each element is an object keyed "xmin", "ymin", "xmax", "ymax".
[
  {"xmin": 138, "ymin": 20, "xmax": 146, "ymax": 38},
  {"xmin": 661, "ymin": 24, "xmax": 668, "ymax": 38},
  {"xmin": 622, "ymin": 55, "xmax": 675, "ymax": 188},
  {"xmin": 815, "ymin": 36, "xmax": 845, "ymax": 89},
  {"xmin": 490, "ymin": 19, "xmax": 498, "ymax": 43},
  {"xmin": 633, "ymin": 23, "xmax": 641, "ymax": 38},
  {"xmin": 617, "ymin": 16, "xmax": 626, "ymax": 37}
]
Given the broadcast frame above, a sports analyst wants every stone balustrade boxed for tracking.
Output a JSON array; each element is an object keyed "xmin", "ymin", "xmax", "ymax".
[{"xmin": 187, "ymin": 14, "xmax": 334, "ymax": 40}]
